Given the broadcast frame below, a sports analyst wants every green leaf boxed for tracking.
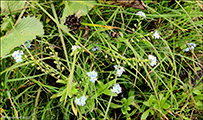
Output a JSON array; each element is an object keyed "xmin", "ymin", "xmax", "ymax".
[
  {"xmin": 149, "ymin": 108, "xmax": 154, "ymax": 115},
  {"xmin": 121, "ymin": 106, "xmax": 128, "ymax": 114},
  {"xmin": 1, "ymin": 16, "xmax": 44, "ymax": 57},
  {"xmin": 1, "ymin": 1, "xmax": 25, "ymax": 14},
  {"xmin": 71, "ymin": 99, "xmax": 77, "ymax": 116},
  {"xmin": 163, "ymin": 103, "xmax": 170, "ymax": 109},
  {"xmin": 110, "ymin": 103, "xmax": 123, "ymax": 108},
  {"xmin": 193, "ymin": 89, "xmax": 201, "ymax": 95},
  {"xmin": 148, "ymin": 95, "xmax": 154, "ymax": 106},
  {"xmin": 96, "ymin": 80, "xmax": 115, "ymax": 97},
  {"xmin": 196, "ymin": 101, "xmax": 203, "ymax": 107},
  {"xmin": 143, "ymin": 101, "xmax": 150, "ymax": 107},
  {"xmin": 61, "ymin": 0, "xmax": 97, "ymax": 22},
  {"xmin": 87, "ymin": 98, "xmax": 95, "ymax": 112},
  {"xmin": 141, "ymin": 109, "xmax": 149, "ymax": 120},
  {"xmin": 127, "ymin": 96, "xmax": 135, "ymax": 105}
]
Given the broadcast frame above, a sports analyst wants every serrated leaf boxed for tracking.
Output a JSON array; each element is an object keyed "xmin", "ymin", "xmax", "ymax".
[
  {"xmin": 1, "ymin": 16, "xmax": 44, "ymax": 57},
  {"xmin": 1, "ymin": 1, "xmax": 25, "ymax": 14}
]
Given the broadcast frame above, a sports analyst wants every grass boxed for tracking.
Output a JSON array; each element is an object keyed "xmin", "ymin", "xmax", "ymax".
[{"xmin": 0, "ymin": 0, "xmax": 203, "ymax": 120}]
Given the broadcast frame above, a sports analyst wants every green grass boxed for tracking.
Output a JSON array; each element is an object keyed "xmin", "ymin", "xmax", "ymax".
[{"xmin": 1, "ymin": 0, "xmax": 203, "ymax": 120}]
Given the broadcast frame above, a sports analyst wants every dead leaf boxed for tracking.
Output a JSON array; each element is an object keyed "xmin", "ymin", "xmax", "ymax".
[
  {"xmin": 101, "ymin": 0, "xmax": 147, "ymax": 10},
  {"xmin": 82, "ymin": 26, "xmax": 90, "ymax": 39},
  {"xmin": 117, "ymin": 0, "xmax": 147, "ymax": 10}
]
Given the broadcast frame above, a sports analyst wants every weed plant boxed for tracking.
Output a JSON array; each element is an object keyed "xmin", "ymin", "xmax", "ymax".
[{"xmin": 0, "ymin": 0, "xmax": 203, "ymax": 120}]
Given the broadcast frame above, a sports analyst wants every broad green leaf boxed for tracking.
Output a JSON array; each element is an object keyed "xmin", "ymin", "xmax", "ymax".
[
  {"xmin": 1, "ymin": 1, "xmax": 25, "ymax": 14},
  {"xmin": 141, "ymin": 109, "xmax": 149, "ymax": 120},
  {"xmin": 61, "ymin": 0, "xmax": 97, "ymax": 23},
  {"xmin": 1, "ymin": 16, "xmax": 44, "ymax": 57}
]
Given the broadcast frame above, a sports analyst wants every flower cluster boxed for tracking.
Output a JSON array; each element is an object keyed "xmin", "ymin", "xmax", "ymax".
[
  {"xmin": 153, "ymin": 30, "xmax": 160, "ymax": 39},
  {"xmin": 12, "ymin": 50, "xmax": 24, "ymax": 63},
  {"xmin": 91, "ymin": 46, "xmax": 99, "ymax": 51},
  {"xmin": 74, "ymin": 95, "xmax": 87, "ymax": 106},
  {"xmin": 71, "ymin": 45, "xmax": 80, "ymax": 51},
  {"xmin": 87, "ymin": 70, "xmax": 98, "ymax": 83},
  {"xmin": 111, "ymin": 84, "xmax": 122, "ymax": 94},
  {"xmin": 185, "ymin": 43, "xmax": 196, "ymax": 52},
  {"xmin": 148, "ymin": 55, "xmax": 157, "ymax": 67},
  {"xmin": 114, "ymin": 65, "xmax": 125, "ymax": 77},
  {"xmin": 136, "ymin": 11, "xmax": 146, "ymax": 18}
]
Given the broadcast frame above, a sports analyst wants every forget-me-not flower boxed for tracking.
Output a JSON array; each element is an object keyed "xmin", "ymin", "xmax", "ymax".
[
  {"xmin": 185, "ymin": 47, "xmax": 190, "ymax": 52},
  {"xmin": 153, "ymin": 30, "xmax": 160, "ymax": 39},
  {"xmin": 136, "ymin": 11, "xmax": 146, "ymax": 18},
  {"xmin": 150, "ymin": 59, "xmax": 157, "ymax": 67},
  {"xmin": 71, "ymin": 45, "xmax": 77, "ymax": 51},
  {"xmin": 87, "ymin": 70, "xmax": 98, "ymax": 83},
  {"xmin": 12, "ymin": 50, "xmax": 20, "ymax": 57},
  {"xmin": 90, "ymin": 76, "xmax": 97, "ymax": 83},
  {"xmin": 74, "ymin": 95, "xmax": 87, "ymax": 106},
  {"xmin": 12, "ymin": 50, "xmax": 24, "ymax": 63},
  {"xmin": 25, "ymin": 40, "xmax": 31, "ymax": 49},
  {"xmin": 185, "ymin": 43, "xmax": 196, "ymax": 52},
  {"xmin": 71, "ymin": 45, "xmax": 80, "ymax": 51},
  {"xmin": 114, "ymin": 65, "xmax": 125, "ymax": 77},
  {"xmin": 116, "ymin": 69, "xmax": 123, "ymax": 77},
  {"xmin": 80, "ymin": 100, "xmax": 86, "ymax": 106},
  {"xmin": 74, "ymin": 98, "xmax": 81, "ymax": 105},
  {"xmin": 91, "ymin": 46, "xmax": 99, "ymax": 51},
  {"xmin": 81, "ymin": 95, "xmax": 87, "ymax": 101},
  {"xmin": 148, "ymin": 55, "xmax": 157, "ymax": 67},
  {"xmin": 111, "ymin": 84, "xmax": 122, "ymax": 94},
  {"xmin": 14, "ymin": 55, "xmax": 23, "ymax": 63}
]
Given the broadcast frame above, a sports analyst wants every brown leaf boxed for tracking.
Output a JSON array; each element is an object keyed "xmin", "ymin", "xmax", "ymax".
[
  {"xmin": 102, "ymin": 0, "xmax": 147, "ymax": 10},
  {"xmin": 82, "ymin": 26, "xmax": 90, "ymax": 39},
  {"xmin": 116, "ymin": 0, "xmax": 147, "ymax": 10}
]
